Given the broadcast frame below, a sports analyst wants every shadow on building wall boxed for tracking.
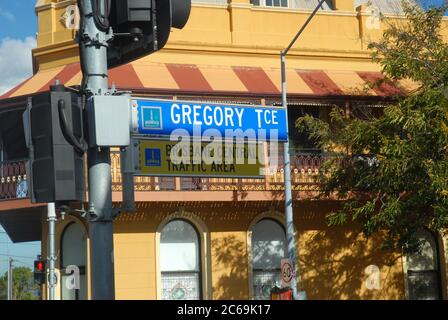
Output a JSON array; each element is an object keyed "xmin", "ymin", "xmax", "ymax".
[
  {"xmin": 211, "ymin": 234, "xmax": 249, "ymax": 300},
  {"xmin": 297, "ymin": 207, "xmax": 405, "ymax": 300},
  {"xmin": 114, "ymin": 201, "xmax": 406, "ymax": 300}
]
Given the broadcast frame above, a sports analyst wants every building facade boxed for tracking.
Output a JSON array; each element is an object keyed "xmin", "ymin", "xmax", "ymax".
[{"xmin": 0, "ymin": 0, "xmax": 447, "ymax": 300}]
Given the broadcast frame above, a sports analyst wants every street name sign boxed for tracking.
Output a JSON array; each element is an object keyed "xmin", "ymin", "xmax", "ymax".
[{"xmin": 131, "ymin": 98, "xmax": 288, "ymax": 142}]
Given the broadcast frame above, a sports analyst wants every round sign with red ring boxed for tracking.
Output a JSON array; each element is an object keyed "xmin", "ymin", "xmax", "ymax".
[{"xmin": 281, "ymin": 261, "xmax": 294, "ymax": 284}]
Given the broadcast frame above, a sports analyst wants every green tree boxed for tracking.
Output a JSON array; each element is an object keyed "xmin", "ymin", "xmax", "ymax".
[
  {"xmin": 296, "ymin": 3, "xmax": 448, "ymax": 250},
  {"xmin": 0, "ymin": 266, "xmax": 39, "ymax": 300},
  {"xmin": 0, "ymin": 272, "xmax": 5, "ymax": 300}
]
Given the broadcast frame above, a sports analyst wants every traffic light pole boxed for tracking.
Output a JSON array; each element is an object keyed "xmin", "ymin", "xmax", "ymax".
[
  {"xmin": 7, "ymin": 257, "xmax": 12, "ymax": 300},
  {"xmin": 47, "ymin": 203, "xmax": 57, "ymax": 300},
  {"xmin": 78, "ymin": 0, "xmax": 115, "ymax": 300},
  {"xmin": 281, "ymin": 0, "xmax": 325, "ymax": 300}
]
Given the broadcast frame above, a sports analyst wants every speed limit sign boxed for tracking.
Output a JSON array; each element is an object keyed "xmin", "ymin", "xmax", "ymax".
[{"xmin": 281, "ymin": 259, "xmax": 295, "ymax": 288}]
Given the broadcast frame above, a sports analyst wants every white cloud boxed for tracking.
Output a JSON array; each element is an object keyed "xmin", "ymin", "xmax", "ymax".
[
  {"xmin": 0, "ymin": 37, "xmax": 36, "ymax": 95},
  {"xmin": 0, "ymin": 8, "xmax": 15, "ymax": 22}
]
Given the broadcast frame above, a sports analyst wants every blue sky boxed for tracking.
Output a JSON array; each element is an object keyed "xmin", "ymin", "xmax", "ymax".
[
  {"xmin": 422, "ymin": 1, "xmax": 448, "ymax": 17},
  {"xmin": 420, "ymin": 0, "xmax": 448, "ymax": 11},
  {"xmin": 0, "ymin": 0, "xmax": 37, "ymax": 94},
  {"xmin": 0, "ymin": 0, "xmax": 37, "ymax": 40},
  {"xmin": 0, "ymin": 226, "xmax": 40, "ymax": 274}
]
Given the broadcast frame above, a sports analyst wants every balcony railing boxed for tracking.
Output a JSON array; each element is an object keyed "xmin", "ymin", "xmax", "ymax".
[
  {"xmin": 110, "ymin": 149, "xmax": 328, "ymax": 192},
  {"xmin": 0, "ymin": 151, "xmax": 330, "ymax": 201},
  {"xmin": 0, "ymin": 159, "xmax": 27, "ymax": 201}
]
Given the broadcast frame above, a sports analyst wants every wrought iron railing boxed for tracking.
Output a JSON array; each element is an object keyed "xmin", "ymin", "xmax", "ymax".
[
  {"xmin": 0, "ymin": 151, "xmax": 330, "ymax": 201},
  {"xmin": 0, "ymin": 159, "xmax": 28, "ymax": 200},
  {"xmin": 110, "ymin": 149, "xmax": 329, "ymax": 192}
]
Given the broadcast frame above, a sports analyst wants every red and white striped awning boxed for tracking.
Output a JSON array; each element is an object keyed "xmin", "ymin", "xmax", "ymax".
[{"xmin": 0, "ymin": 61, "xmax": 416, "ymax": 100}]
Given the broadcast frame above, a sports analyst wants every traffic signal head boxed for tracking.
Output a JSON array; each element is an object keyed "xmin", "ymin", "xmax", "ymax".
[
  {"xmin": 22, "ymin": 85, "xmax": 86, "ymax": 204},
  {"xmin": 35, "ymin": 261, "xmax": 44, "ymax": 273},
  {"xmin": 107, "ymin": 0, "xmax": 191, "ymax": 68},
  {"xmin": 34, "ymin": 259, "xmax": 46, "ymax": 285}
]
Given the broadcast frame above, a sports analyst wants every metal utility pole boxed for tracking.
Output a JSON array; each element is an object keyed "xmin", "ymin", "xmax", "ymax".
[
  {"xmin": 78, "ymin": 0, "xmax": 115, "ymax": 300},
  {"xmin": 281, "ymin": 0, "xmax": 326, "ymax": 300},
  {"xmin": 7, "ymin": 257, "xmax": 13, "ymax": 300},
  {"xmin": 47, "ymin": 203, "xmax": 57, "ymax": 300}
]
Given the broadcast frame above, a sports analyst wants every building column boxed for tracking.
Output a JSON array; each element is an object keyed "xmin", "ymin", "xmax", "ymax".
[
  {"xmin": 229, "ymin": 0, "xmax": 253, "ymax": 45},
  {"xmin": 333, "ymin": 0, "xmax": 354, "ymax": 11},
  {"xmin": 441, "ymin": 231, "xmax": 448, "ymax": 299},
  {"xmin": 356, "ymin": 3, "xmax": 383, "ymax": 50}
]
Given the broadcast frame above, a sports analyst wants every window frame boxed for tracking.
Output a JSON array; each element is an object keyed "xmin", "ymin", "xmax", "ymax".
[
  {"xmin": 248, "ymin": 214, "xmax": 288, "ymax": 300},
  {"xmin": 60, "ymin": 222, "xmax": 88, "ymax": 301},
  {"xmin": 252, "ymin": 0, "xmax": 289, "ymax": 8},
  {"xmin": 404, "ymin": 229, "xmax": 443, "ymax": 300},
  {"xmin": 159, "ymin": 218, "xmax": 203, "ymax": 300}
]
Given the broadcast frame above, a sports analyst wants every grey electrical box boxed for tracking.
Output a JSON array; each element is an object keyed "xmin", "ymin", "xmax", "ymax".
[{"xmin": 87, "ymin": 95, "xmax": 131, "ymax": 147}]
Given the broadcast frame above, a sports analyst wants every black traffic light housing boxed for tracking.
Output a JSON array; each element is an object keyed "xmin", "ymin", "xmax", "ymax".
[
  {"xmin": 34, "ymin": 259, "xmax": 46, "ymax": 285},
  {"xmin": 107, "ymin": 0, "xmax": 191, "ymax": 68},
  {"xmin": 23, "ymin": 85, "xmax": 87, "ymax": 205}
]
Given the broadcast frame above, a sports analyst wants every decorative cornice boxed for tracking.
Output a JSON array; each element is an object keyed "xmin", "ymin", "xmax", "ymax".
[{"xmin": 35, "ymin": 0, "xmax": 76, "ymax": 13}]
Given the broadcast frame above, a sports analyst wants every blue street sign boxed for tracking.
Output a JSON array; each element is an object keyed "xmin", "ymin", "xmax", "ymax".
[{"xmin": 131, "ymin": 98, "xmax": 287, "ymax": 142}]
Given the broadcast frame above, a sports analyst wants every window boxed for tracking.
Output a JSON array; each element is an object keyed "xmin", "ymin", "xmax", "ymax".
[
  {"xmin": 160, "ymin": 219, "xmax": 201, "ymax": 300},
  {"xmin": 251, "ymin": 0, "xmax": 288, "ymax": 7},
  {"xmin": 406, "ymin": 230, "xmax": 442, "ymax": 300},
  {"xmin": 251, "ymin": 219, "xmax": 286, "ymax": 300},
  {"xmin": 266, "ymin": 0, "xmax": 288, "ymax": 7},
  {"xmin": 60, "ymin": 223, "xmax": 88, "ymax": 300},
  {"xmin": 192, "ymin": 0, "xmax": 228, "ymax": 4},
  {"xmin": 288, "ymin": 105, "xmax": 321, "ymax": 152},
  {"xmin": 251, "ymin": 0, "xmax": 333, "ymax": 10}
]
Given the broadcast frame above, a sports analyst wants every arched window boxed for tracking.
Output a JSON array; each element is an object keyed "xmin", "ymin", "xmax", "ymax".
[
  {"xmin": 406, "ymin": 230, "xmax": 442, "ymax": 300},
  {"xmin": 60, "ymin": 223, "xmax": 88, "ymax": 300},
  {"xmin": 160, "ymin": 219, "xmax": 201, "ymax": 300},
  {"xmin": 251, "ymin": 219, "xmax": 286, "ymax": 300}
]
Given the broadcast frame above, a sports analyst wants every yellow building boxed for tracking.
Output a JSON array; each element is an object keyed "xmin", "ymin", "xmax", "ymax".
[{"xmin": 0, "ymin": 0, "xmax": 447, "ymax": 300}]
